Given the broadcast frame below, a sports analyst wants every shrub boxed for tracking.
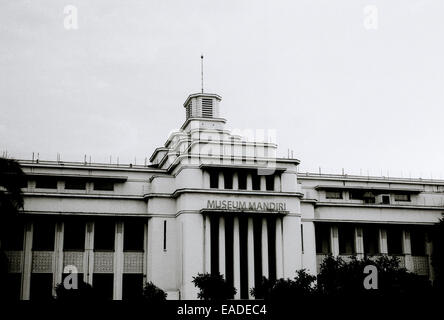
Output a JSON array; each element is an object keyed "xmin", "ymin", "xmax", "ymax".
[
  {"xmin": 192, "ymin": 273, "xmax": 236, "ymax": 300},
  {"xmin": 143, "ymin": 281, "xmax": 167, "ymax": 303}
]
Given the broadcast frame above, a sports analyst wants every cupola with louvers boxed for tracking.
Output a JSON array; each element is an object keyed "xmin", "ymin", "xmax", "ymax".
[{"xmin": 183, "ymin": 93, "xmax": 222, "ymax": 120}]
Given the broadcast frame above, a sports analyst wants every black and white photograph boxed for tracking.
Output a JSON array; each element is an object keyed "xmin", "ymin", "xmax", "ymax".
[{"xmin": 1, "ymin": 0, "xmax": 444, "ymax": 318}]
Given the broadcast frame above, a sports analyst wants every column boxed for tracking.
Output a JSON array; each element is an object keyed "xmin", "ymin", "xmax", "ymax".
[
  {"xmin": 219, "ymin": 216, "xmax": 226, "ymax": 276},
  {"xmin": 261, "ymin": 218, "xmax": 269, "ymax": 278},
  {"xmin": 233, "ymin": 217, "xmax": 241, "ymax": 299},
  {"xmin": 203, "ymin": 171, "xmax": 210, "ymax": 189},
  {"xmin": 143, "ymin": 219, "xmax": 149, "ymax": 284},
  {"xmin": 204, "ymin": 215, "xmax": 211, "ymax": 274},
  {"xmin": 425, "ymin": 232, "xmax": 434, "ymax": 281},
  {"xmin": 84, "ymin": 221, "xmax": 94, "ymax": 285},
  {"xmin": 301, "ymin": 221, "xmax": 317, "ymax": 275},
  {"xmin": 233, "ymin": 172, "xmax": 239, "ymax": 190},
  {"xmin": 402, "ymin": 229, "xmax": 414, "ymax": 271},
  {"xmin": 282, "ymin": 215, "xmax": 302, "ymax": 278},
  {"xmin": 378, "ymin": 228, "xmax": 388, "ymax": 254},
  {"xmin": 52, "ymin": 222, "xmax": 64, "ymax": 296},
  {"xmin": 219, "ymin": 172, "xmax": 225, "ymax": 189},
  {"xmin": 274, "ymin": 175, "xmax": 281, "ymax": 192},
  {"xmin": 354, "ymin": 227, "xmax": 364, "ymax": 259},
  {"xmin": 275, "ymin": 217, "xmax": 284, "ymax": 279},
  {"xmin": 113, "ymin": 221, "xmax": 124, "ymax": 300},
  {"xmin": 247, "ymin": 217, "xmax": 255, "ymax": 299},
  {"xmin": 246, "ymin": 173, "xmax": 253, "ymax": 191},
  {"xmin": 260, "ymin": 176, "xmax": 266, "ymax": 191},
  {"xmin": 21, "ymin": 222, "xmax": 33, "ymax": 300},
  {"xmin": 330, "ymin": 225, "xmax": 339, "ymax": 256}
]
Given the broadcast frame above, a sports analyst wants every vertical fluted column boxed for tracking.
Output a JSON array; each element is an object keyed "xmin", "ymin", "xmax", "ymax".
[
  {"xmin": 379, "ymin": 228, "xmax": 388, "ymax": 254},
  {"xmin": 260, "ymin": 176, "xmax": 266, "ymax": 191},
  {"xmin": 330, "ymin": 225, "xmax": 340, "ymax": 256},
  {"xmin": 219, "ymin": 217, "xmax": 226, "ymax": 276},
  {"xmin": 204, "ymin": 215, "xmax": 211, "ymax": 274},
  {"xmin": 233, "ymin": 217, "xmax": 241, "ymax": 299},
  {"xmin": 203, "ymin": 171, "xmax": 210, "ymax": 189},
  {"xmin": 402, "ymin": 229, "xmax": 413, "ymax": 271},
  {"xmin": 275, "ymin": 217, "xmax": 283, "ymax": 279},
  {"xmin": 53, "ymin": 222, "xmax": 64, "ymax": 296},
  {"xmin": 247, "ymin": 217, "xmax": 255, "ymax": 299},
  {"xmin": 21, "ymin": 222, "xmax": 33, "ymax": 300},
  {"xmin": 261, "ymin": 218, "xmax": 269, "ymax": 278},
  {"xmin": 354, "ymin": 227, "xmax": 364, "ymax": 259},
  {"xmin": 233, "ymin": 172, "xmax": 239, "ymax": 190},
  {"xmin": 274, "ymin": 175, "xmax": 281, "ymax": 192},
  {"xmin": 219, "ymin": 172, "xmax": 225, "ymax": 189},
  {"xmin": 246, "ymin": 173, "xmax": 253, "ymax": 191},
  {"xmin": 113, "ymin": 221, "xmax": 124, "ymax": 300},
  {"xmin": 84, "ymin": 221, "xmax": 94, "ymax": 285}
]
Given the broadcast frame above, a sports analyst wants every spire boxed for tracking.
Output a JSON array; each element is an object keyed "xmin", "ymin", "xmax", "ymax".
[{"xmin": 201, "ymin": 54, "xmax": 204, "ymax": 93}]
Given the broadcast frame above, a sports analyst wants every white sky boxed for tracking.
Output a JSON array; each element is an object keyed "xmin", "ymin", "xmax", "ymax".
[{"xmin": 1, "ymin": 0, "xmax": 443, "ymax": 178}]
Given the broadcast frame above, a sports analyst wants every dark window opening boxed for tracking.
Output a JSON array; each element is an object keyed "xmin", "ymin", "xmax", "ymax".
[
  {"xmin": 387, "ymin": 226, "xmax": 403, "ymax": 255},
  {"xmin": 209, "ymin": 170, "xmax": 219, "ymax": 189},
  {"xmin": 395, "ymin": 194, "xmax": 411, "ymax": 202},
  {"xmin": 4, "ymin": 273, "xmax": 21, "ymax": 301},
  {"xmin": 65, "ymin": 179, "xmax": 86, "ymax": 190},
  {"xmin": 93, "ymin": 181, "xmax": 114, "ymax": 191},
  {"xmin": 339, "ymin": 224, "xmax": 355, "ymax": 255},
  {"xmin": 122, "ymin": 274, "xmax": 143, "ymax": 300},
  {"xmin": 381, "ymin": 195, "xmax": 390, "ymax": 204},
  {"xmin": 252, "ymin": 173, "xmax": 260, "ymax": 190},
  {"xmin": 411, "ymin": 229, "xmax": 426, "ymax": 256},
  {"xmin": 32, "ymin": 220, "xmax": 55, "ymax": 251},
  {"xmin": 238, "ymin": 172, "xmax": 247, "ymax": 190},
  {"xmin": 224, "ymin": 171, "xmax": 233, "ymax": 189},
  {"xmin": 2, "ymin": 219, "xmax": 24, "ymax": 250},
  {"xmin": 326, "ymin": 191, "xmax": 342, "ymax": 199},
  {"xmin": 93, "ymin": 274, "xmax": 114, "ymax": 300},
  {"xmin": 265, "ymin": 175, "xmax": 274, "ymax": 191},
  {"xmin": 315, "ymin": 223, "xmax": 331, "ymax": 254},
  {"xmin": 35, "ymin": 177, "xmax": 58, "ymax": 189},
  {"xmin": 124, "ymin": 220, "xmax": 144, "ymax": 251},
  {"xmin": 94, "ymin": 219, "xmax": 115, "ymax": 251},
  {"xmin": 30, "ymin": 273, "xmax": 53, "ymax": 300},
  {"xmin": 63, "ymin": 220, "xmax": 85, "ymax": 251},
  {"xmin": 363, "ymin": 225, "xmax": 379, "ymax": 255}
]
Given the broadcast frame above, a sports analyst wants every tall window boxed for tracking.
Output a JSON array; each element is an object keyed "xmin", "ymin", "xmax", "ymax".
[
  {"xmin": 411, "ymin": 228, "xmax": 426, "ymax": 256},
  {"xmin": 315, "ymin": 223, "xmax": 331, "ymax": 254},
  {"xmin": 123, "ymin": 220, "xmax": 144, "ymax": 251},
  {"xmin": 339, "ymin": 224, "xmax": 355, "ymax": 255},
  {"xmin": 387, "ymin": 226, "xmax": 403, "ymax": 255},
  {"xmin": 238, "ymin": 171, "xmax": 247, "ymax": 190},
  {"xmin": 209, "ymin": 170, "xmax": 218, "ymax": 189},
  {"xmin": 32, "ymin": 220, "xmax": 55, "ymax": 251},
  {"xmin": 94, "ymin": 219, "xmax": 115, "ymax": 251},
  {"xmin": 265, "ymin": 175, "xmax": 274, "ymax": 191},
  {"xmin": 63, "ymin": 220, "xmax": 85, "ymax": 250},
  {"xmin": 224, "ymin": 171, "xmax": 233, "ymax": 189},
  {"xmin": 252, "ymin": 173, "xmax": 260, "ymax": 190},
  {"xmin": 2, "ymin": 219, "xmax": 24, "ymax": 250},
  {"xmin": 363, "ymin": 225, "xmax": 379, "ymax": 255}
]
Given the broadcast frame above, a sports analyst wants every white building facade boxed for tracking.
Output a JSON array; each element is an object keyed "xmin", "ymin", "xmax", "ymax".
[{"xmin": 3, "ymin": 92, "xmax": 443, "ymax": 300}]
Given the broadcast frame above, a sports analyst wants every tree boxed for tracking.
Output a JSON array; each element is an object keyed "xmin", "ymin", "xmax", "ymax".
[
  {"xmin": 251, "ymin": 269, "xmax": 317, "ymax": 301},
  {"xmin": 143, "ymin": 281, "xmax": 167, "ymax": 303},
  {"xmin": 192, "ymin": 273, "xmax": 236, "ymax": 300},
  {"xmin": 55, "ymin": 281, "xmax": 95, "ymax": 301}
]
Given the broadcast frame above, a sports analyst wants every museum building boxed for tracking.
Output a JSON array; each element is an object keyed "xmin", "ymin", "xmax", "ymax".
[{"xmin": 2, "ymin": 92, "xmax": 443, "ymax": 300}]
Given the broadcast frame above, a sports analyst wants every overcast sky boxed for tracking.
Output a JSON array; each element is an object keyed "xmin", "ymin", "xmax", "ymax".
[{"xmin": 1, "ymin": 0, "xmax": 443, "ymax": 178}]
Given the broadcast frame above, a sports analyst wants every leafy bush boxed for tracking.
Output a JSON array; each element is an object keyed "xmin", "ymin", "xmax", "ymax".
[
  {"xmin": 192, "ymin": 273, "xmax": 236, "ymax": 300},
  {"xmin": 251, "ymin": 269, "xmax": 317, "ymax": 301},
  {"xmin": 143, "ymin": 281, "xmax": 167, "ymax": 303},
  {"xmin": 55, "ymin": 281, "xmax": 95, "ymax": 301}
]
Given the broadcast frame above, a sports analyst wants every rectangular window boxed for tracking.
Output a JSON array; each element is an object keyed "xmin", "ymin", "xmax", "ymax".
[
  {"xmin": 32, "ymin": 221, "xmax": 55, "ymax": 251},
  {"xmin": 30, "ymin": 273, "xmax": 53, "ymax": 301},
  {"xmin": 265, "ymin": 175, "xmax": 274, "ymax": 191},
  {"xmin": 122, "ymin": 274, "xmax": 143, "ymax": 300},
  {"xmin": 93, "ymin": 274, "xmax": 114, "ymax": 300},
  {"xmin": 252, "ymin": 173, "xmax": 260, "ymax": 190},
  {"xmin": 2, "ymin": 219, "xmax": 24, "ymax": 250},
  {"xmin": 224, "ymin": 171, "xmax": 233, "ymax": 189},
  {"xmin": 394, "ymin": 194, "xmax": 410, "ymax": 202},
  {"xmin": 94, "ymin": 219, "xmax": 115, "ymax": 251},
  {"xmin": 363, "ymin": 225, "xmax": 379, "ymax": 255},
  {"xmin": 209, "ymin": 170, "xmax": 219, "ymax": 189},
  {"xmin": 411, "ymin": 229, "xmax": 426, "ymax": 256},
  {"xmin": 65, "ymin": 179, "xmax": 86, "ymax": 190},
  {"xmin": 387, "ymin": 226, "xmax": 403, "ymax": 255},
  {"xmin": 123, "ymin": 220, "xmax": 144, "ymax": 251},
  {"xmin": 381, "ymin": 195, "xmax": 390, "ymax": 204},
  {"xmin": 93, "ymin": 181, "xmax": 114, "ymax": 191},
  {"xmin": 339, "ymin": 224, "xmax": 355, "ymax": 255},
  {"xmin": 63, "ymin": 220, "xmax": 85, "ymax": 251},
  {"xmin": 326, "ymin": 191, "xmax": 342, "ymax": 199},
  {"xmin": 349, "ymin": 191, "xmax": 363, "ymax": 200},
  {"xmin": 238, "ymin": 171, "xmax": 247, "ymax": 190},
  {"xmin": 315, "ymin": 223, "xmax": 331, "ymax": 254},
  {"xmin": 35, "ymin": 177, "xmax": 58, "ymax": 189}
]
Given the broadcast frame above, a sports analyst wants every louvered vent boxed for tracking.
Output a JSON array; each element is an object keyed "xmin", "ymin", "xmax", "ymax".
[
  {"xmin": 202, "ymin": 98, "xmax": 213, "ymax": 118},
  {"xmin": 186, "ymin": 102, "xmax": 191, "ymax": 119}
]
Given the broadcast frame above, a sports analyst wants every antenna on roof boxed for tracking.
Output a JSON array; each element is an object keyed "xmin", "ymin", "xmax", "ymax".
[{"xmin": 201, "ymin": 54, "xmax": 204, "ymax": 93}]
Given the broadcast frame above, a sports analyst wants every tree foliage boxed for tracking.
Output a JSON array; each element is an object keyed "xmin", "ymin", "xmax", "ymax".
[
  {"xmin": 192, "ymin": 273, "xmax": 236, "ymax": 300},
  {"xmin": 143, "ymin": 281, "xmax": 167, "ymax": 303}
]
